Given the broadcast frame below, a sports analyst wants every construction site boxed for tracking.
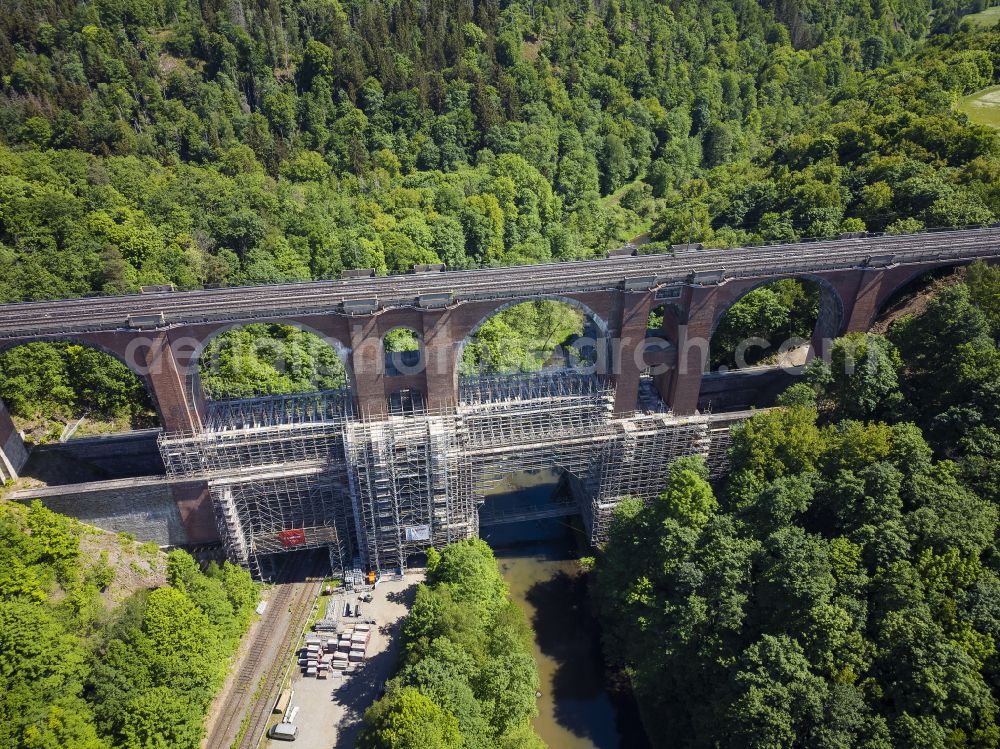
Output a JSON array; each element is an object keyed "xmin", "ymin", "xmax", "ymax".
[{"xmin": 159, "ymin": 369, "xmax": 746, "ymax": 580}]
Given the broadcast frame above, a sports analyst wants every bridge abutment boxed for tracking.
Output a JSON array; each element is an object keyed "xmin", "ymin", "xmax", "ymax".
[{"xmin": 0, "ymin": 400, "xmax": 28, "ymax": 481}]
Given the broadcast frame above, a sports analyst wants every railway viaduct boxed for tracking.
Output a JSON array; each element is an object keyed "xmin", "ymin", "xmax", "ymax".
[{"xmin": 2, "ymin": 227, "xmax": 998, "ymax": 576}]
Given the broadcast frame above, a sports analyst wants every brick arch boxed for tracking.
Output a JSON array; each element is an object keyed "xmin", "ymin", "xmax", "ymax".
[
  {"xmin": 871, "ymin": 263, "xmax": 970, "ymax": 322},
  {"xmin": 708, "ymin": 274, "xmax": 846, "ymax": 344},
  {"xmin": 452, "ymin": 295, "xmax": 613, "ymax": 386},
  {"xmin": 186, "ymin": 319, "xmax": 356, "ymax": 404},
  {"xmin": 645, "ymin": 301, "xmax": 683, "ymax": 344},
  {"xmin": 837, "ymin": 257, "xmax": 1000, "ymax": 335},
  {"xmin": 0, "ymin": 335, "xmax": 167, "ymax": 430},
  {"xmin": 381, "ymin": 325, "xmax": 425, "ymax": 379}
]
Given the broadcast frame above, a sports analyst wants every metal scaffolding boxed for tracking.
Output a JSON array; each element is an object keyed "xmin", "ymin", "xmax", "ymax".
[{"xmin": 159, "ymin": 373, "xmax": 753, "ymax": 578}]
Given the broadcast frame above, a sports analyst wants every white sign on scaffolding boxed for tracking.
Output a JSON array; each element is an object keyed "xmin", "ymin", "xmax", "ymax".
[{"xmin": 404, "ymin": 524, "xmax": 431, "ymax": 542}]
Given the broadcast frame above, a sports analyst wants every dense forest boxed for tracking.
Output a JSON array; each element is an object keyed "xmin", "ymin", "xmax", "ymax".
[
  {"xmin": 4, "ymin": 0, "xmax": 1000, "ymax": 744},
  {"xmin": 595, "ymin": 264, "xmax": 1000, "ymax": 746},
  {"xmin": 359, "ymin": 539, "xmax": 543, "ymax": 749},
  {"xmin": 0, "ymin": 500, "xmax": 258, "ymax": 749},
  {"xmin": 2, "ymin": 0, "xmax": 1000, "ymax": 300},
  {"xmin": 1, "ymin": 0, "xmax": 1000, "ymax": 424}
]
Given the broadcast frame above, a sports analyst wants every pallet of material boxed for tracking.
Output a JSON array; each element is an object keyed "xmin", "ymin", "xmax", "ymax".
[
  {"xmin": 306, "ymin": 666, "xmax": 318, "ymax": 677},
  {"xmin": 348, "ymin": 649, "xmax": 365, "ymax": 662},
  {"xmin": 354, "ymin": 623, "xmax": 372, "ymax": 633}
]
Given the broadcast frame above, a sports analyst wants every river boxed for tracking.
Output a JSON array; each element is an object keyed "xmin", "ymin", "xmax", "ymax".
[{"xmin": 480, "ymin": 470, "xmax": 650, "ymax": 749}]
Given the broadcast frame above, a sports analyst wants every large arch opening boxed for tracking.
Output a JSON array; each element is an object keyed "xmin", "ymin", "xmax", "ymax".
[
  {"xmin": 458, "ymin": 299, "xmax": 608, "ymax": 382},
  {"xmin": 0, "ymin": 340, "xmax": 164, "ymax": 483},
  {"xmin": 700, "ymin": 278, "xmax": 843, "ymax": 411},
  {"xmin": 872, "ymin": 266, "xmax": 966, "ymax": 334},
  {"xmin": 197, "ymin": 323, "xmax": 352, "ymax": 401},
  {"xmin": 195, "ymin": 323, "xmax": 354, "ymax": 428},
  {"xmin": 711, "ymin": 279, "xmax": 822, "ymax": 371},
  {"xmin": 0, "ymin": 340, "xmax": 160, "ymax": 443}
]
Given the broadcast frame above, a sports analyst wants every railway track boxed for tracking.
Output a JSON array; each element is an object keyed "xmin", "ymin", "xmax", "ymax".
[
  {"xmin": 204, "ymin": 563, "xmax": 323, "ymax": 749},
  {"xmin": 0, "ymin": 226, "xmax": 999, "ymax": 337}
]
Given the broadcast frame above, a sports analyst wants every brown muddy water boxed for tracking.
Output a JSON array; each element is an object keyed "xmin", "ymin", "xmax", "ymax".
[{"xmin": 480, "ymin": 470, "xmax": 650, "ymax": 749}]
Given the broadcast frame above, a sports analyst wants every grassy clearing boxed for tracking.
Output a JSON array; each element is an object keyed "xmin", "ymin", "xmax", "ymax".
[
  {"xmin": 599, "ymin": 177, "xmax": 646, "ymax": 208},
  {"xmin": 959, "ymin": 85, "xmax": 1000, "ymax": 129},
  {"xmin": 964, "ymin": 6, "xmax": 1000, "ymax": 27},
  {"xmin": 599, "ymin": 176, "xmax": 657, "ymax": 244}
]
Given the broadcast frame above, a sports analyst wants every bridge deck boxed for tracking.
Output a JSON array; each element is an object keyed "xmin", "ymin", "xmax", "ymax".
[{"xmin": 0, "ymin": 227, "xmax": 998, "ymax": 336}]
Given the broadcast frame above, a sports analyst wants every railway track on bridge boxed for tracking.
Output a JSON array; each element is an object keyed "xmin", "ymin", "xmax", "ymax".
[
  {"xmin": 204, "ymin": 560, "xmax": 322, "ymax": 749},
  {"xmin": 1, "ymin": 227, "xmax": 999, "ymax": 337}
]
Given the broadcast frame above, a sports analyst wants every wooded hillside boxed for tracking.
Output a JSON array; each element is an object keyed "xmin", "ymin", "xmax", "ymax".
[
  {"xmin": 1, "ymin": 0, "xmax": 999, "ymax": 301},
  {"xmin": 595, "ymin": 263, "xmax": 1000, "ymax": 747},
  {"xmin": 0, "ymin": 500, "xmax": 258, "ymax": 749}
]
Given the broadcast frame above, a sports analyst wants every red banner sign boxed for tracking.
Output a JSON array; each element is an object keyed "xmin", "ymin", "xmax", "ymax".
[{"xmin": 278, "ymin": 529, "xmax": 307, "ymax": 547}]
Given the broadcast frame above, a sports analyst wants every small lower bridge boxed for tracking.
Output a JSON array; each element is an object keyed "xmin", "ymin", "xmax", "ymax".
[{"xmin": 479, "ymin": 499, "xmax": 581, "ymax": 527}]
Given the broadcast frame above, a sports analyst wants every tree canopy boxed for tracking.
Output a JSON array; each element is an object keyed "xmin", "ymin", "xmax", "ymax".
[
  {"xmin": 0, "ymin": 502, "xmax": 258, "ymax": 749},
  {"xmin": 595, "ymin": 267, "xmax": 1000, "ymax": 747},
  {"xmin": 360, "ymin": 539, "xmax": 543, "ymax": 749}
]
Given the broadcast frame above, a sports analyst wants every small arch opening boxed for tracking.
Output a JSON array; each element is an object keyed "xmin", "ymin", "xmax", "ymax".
[
  {"xmin": 645, "ymin": 302, "xmax": 679, "ymax": 353},
  {"xmin": 383, "ymin": 328, "xmax": 424, "ymax": 377}
]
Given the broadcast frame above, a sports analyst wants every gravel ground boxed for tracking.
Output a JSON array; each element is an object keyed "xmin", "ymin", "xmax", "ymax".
[{"xmin": 263, "ymin": 571, "xmax": 424, "ymax": 749}]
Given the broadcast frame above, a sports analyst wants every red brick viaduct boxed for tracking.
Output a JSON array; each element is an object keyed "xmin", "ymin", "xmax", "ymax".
[{"xmin": 1, "ymin": 227, "xmax": 998, "ymax": 485}]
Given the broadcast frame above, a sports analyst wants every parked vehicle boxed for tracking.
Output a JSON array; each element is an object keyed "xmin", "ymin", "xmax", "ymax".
[{"xmin": 268, "ymin": 723, "xmax": 298, "ymax": 741}]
